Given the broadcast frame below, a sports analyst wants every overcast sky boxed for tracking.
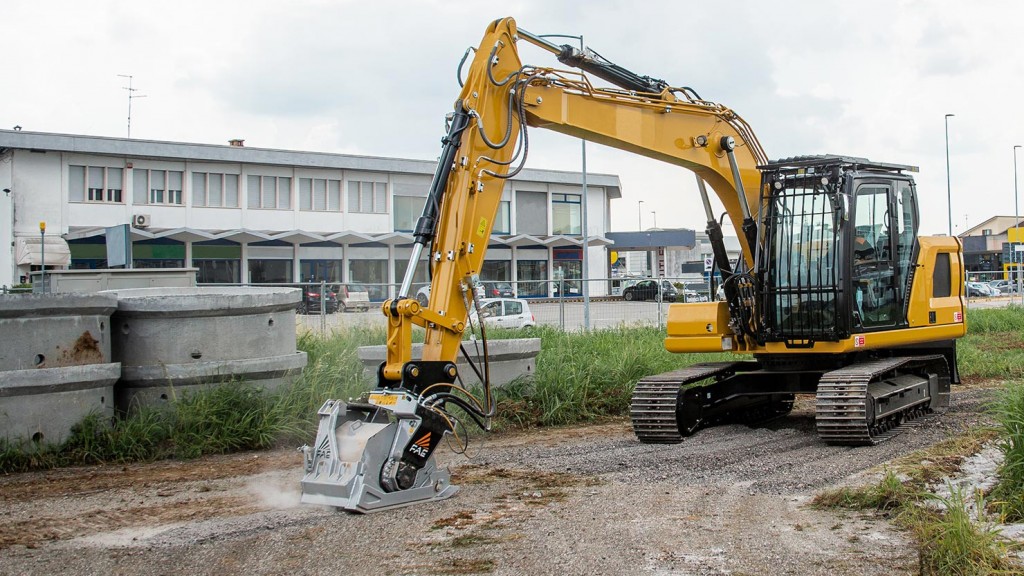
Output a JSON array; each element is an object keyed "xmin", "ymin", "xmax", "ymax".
[{"xmin": 5, "ymin": 0, "xmax": 1023, "ymax": 235}]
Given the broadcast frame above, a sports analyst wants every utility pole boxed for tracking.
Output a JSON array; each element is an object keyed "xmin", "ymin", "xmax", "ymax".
[{"xmin": 118, "ymin": 74, "xmax": 146, "ymax": 138}]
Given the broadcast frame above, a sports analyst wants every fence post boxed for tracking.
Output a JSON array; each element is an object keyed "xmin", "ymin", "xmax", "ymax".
[
  {"xmin": 558, "ymin": 279, "xmax": 565, "ymax": 330},
  {"xmin": 320, "ymin": 280, "xmax": 327, "ymax": 334},
  {"xmin": 657, "ymin": 277, "xmax": 664, "ymax": 328}
]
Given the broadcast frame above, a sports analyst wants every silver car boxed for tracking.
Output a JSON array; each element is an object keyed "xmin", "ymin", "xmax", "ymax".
[{"xmin": 471, "ymin": 298, "xmax": 537, "ymax": 329}]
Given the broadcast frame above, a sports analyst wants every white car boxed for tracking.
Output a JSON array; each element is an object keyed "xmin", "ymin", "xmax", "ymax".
[{"xmin": 470, "ymin": 298, "xmax": 536, "ymax": 329}]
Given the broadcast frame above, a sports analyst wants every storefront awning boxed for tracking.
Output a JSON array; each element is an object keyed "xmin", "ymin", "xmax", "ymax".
[{"xmin": 15, "ymin": 236, "xmax": 72, "ymax": 266}]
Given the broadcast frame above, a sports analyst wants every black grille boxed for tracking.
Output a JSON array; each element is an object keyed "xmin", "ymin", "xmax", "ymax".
[{"xmin": 760, "ymin": 182, "xmax": 842, "ymax": 343}]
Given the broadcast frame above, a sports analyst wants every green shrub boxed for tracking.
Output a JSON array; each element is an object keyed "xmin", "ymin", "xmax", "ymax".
[
  {"xmin": 990, "ymin": 381, "xmax": 1024, "ymax": 521},
  {"xmin": 913, "ymin": 489, "xmax": 1010, "ymax": 576}
]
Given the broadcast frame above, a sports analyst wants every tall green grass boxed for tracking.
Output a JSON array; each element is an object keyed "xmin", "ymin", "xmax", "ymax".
[
  {"xmin": 493, "ymin": 325, "xmax": 711, "ymax": 426},
  {"xmin": 0, "ymin": 324, "xmax": 704, "ymax": 472},
  {"xmin": 3, "ymin": 306, "xmax": 1022, "ymax": 475},
  {"xmin": 990, "ymin": 381, "xmax": 1024, "ymax": 521}
]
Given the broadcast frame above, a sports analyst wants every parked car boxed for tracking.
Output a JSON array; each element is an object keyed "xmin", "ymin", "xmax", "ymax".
[
  {"xmin": 337, "ymin": 283, "xmax": 371, "ymax": 312},
  {"xmin": 470, "ymin": 298, "xmax": 536, "ymax": 329},
  {"xmin": 622, "ymin": 279, "xmax": 677, "ymax": 302},
  {"xmin": 416, "ymin": 284, "xmax": 431, "ymax": 306},
  {"xmin": 966, "ymin": 281, "xmax": 998, "ymax": 298},
  {"xmin": 481, "ymin": 281, "xmax": 516, "ymax": 298},
  {"xmin": 989, "ymin": 279, "xmax": 1018, "ymax": 294},
  {"xmin": 298, "ymin": 284, "xmax": 338, "ymax": 314},
  {"xmin": 680, "ymin": 289, "xmax": 708, "ymax": 303}
]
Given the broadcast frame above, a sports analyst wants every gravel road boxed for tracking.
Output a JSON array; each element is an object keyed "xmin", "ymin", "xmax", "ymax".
[{"xmin": 0, "ymin": 388, "xmax": 991, "ymax": 576}]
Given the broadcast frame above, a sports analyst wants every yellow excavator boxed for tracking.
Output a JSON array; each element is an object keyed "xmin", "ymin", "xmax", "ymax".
[{"xmin": 300, "ymin": 17, "xmax": 966, "ymax": 512}]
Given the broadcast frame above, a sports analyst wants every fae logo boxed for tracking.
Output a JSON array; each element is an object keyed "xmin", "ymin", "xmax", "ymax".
[
  {"xmin": 854, "ymin": 335, "xmax": 866, "ymax": 348},
  {"xmin": 409, "ymin": 432, "xmax": 431, "ymax": 458},
  {"xmin": 954, "ymin": 311, "xmax": 963, "ymax": 323}
]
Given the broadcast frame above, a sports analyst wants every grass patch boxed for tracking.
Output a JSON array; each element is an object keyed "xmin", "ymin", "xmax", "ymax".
[
  {"xmin": 491, "ymin": 325, "xmax": 709, "ymax": 427},
  {"xmin": 910, "ymin": 489, "xmax": 1010, "ymax": 576},
  {"xmin": 0, "ymin": 324, "xmax": 703, "ymax": 473},
  {"xmin": 812, "ymin": 469, "xmax": 920, "ymax": 512},
  {"xmin": 3, "ymin": 306, "xmax": 1021, "ymax": 477},
  {"xmin": 815, "ymin": 472, "xmax": 1014, "ymax": 575},
  {"xmin": 989, "ymin": 380, "xmax": 1024, "ymax": 521}
]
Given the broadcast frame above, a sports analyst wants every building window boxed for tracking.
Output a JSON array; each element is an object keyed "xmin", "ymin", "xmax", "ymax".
[
  {"xmin": 516, "ymin": 259, "xmax": 549, "ymax": 297},
  {"xmin": 393, "ymin": 195, "xmax": 426, "ymax": 232},
  {"xmin": 192, "ymin": 172, "xmax": 239, "ymax": 208},
  {"xmin": 348, "ymin": 259, "xmax": 389, "ymax": 300},
  {"xmin": 552, "ymin": 193, "xmax": 581, "ymax": 235},
  {"xmin": 348, "ymin": 181, "xmax": 387, "ymax": 213},
  {"xmin": 249, "ymin": 259, "xmax": 292, "ymax": 283},
  {"xmin": 482, "ymin": 260, "xmax": 511, "ymax": 281},
  {"xmin": 494, "ymin": 201, "xmax": 511, "ymax": 234},
  {"xmin": 70, "ymin": 165, "xmax": 123, "ymax": 203},
  {"xmin": 133, "ymin": 169, "xmax": 184, "ymax": 205},
  {"xmin": 299, "ymin": 178, "xmax": 342, "ymax": 212},
  {"xmin": 301, "ymin": 260, "xmax": 342, "ymax": 283},
  {"xmin": 247, "ymin": 175, "xmax": 292, "ymax": 210}
]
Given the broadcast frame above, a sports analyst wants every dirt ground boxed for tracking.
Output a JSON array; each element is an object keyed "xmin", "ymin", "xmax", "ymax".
[{"xmin": 0, "ymin": 388, "xmax": 993, "ymax": 576}]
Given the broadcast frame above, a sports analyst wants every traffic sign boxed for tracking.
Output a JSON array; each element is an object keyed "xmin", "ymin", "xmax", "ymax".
[{"xmin": 704, "ymin": 257, "xmax": 713, "ymax": 272}]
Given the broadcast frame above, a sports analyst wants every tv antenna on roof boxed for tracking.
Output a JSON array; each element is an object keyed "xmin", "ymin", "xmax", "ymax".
[{"xmin": 117, "ymin": 74, "xmax": 146, "ymax": 138}]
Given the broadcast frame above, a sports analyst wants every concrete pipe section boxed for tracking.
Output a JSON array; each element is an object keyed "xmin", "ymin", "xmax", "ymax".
[
  {"xmin": 104, "ymin": 287, "xmax": 308, "ymax": 411},
  {"xmin": 0, "ymin": 293, "xmax": 121, "ymax": 447}
]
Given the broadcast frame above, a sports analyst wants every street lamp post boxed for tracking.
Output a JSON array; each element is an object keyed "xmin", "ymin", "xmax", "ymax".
[
  {"xmin": 638, "ymin": 200, "xmax": 644, "ymax": 229},
  {"xmin": 651, "ymin": 211, "xmax": 657, "ymax": 229},
  {"xmin": 1015, "ymin": 145, "xmax": 1022, "ymax": 302},
  {"xmin": 539, "ymin": 33, "xmax": 590, "ymax": 329},
  {"xmin": 945, "ymin": 113, "xmax": 955, "ymax": 236}
]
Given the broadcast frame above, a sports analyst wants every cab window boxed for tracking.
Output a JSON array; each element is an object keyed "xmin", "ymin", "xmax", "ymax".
[
  {"xmin": 853, "ymin": 185, "xmax": 896, "ymax": 329},
  {"xmin": 895, "ymin": 182, "xmax": 918, "ymax": 304}
]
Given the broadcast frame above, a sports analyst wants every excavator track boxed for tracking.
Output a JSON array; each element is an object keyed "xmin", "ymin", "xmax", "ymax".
[
  {"xmin": 815, "ymin": 355, "xmax": 945, "ymax": 446},
  {"xmin": 630, "ymin": 362, "xmax": 744, "ymax": 443}
]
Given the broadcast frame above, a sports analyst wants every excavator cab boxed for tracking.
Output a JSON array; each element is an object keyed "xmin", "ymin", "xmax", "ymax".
[{"xmin": 757, "ymin": 156, "xmax": 921, "ymax": 345}]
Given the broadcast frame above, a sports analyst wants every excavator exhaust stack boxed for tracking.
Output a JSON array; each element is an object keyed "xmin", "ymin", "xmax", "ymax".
[{"xmin": 299, "ymin": 398, "xmax": 458, "ymax": 513}]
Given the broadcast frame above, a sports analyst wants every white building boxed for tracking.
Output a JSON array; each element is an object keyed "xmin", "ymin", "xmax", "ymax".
[{"xmin": 0, "ymin": 130, "xmax": 619, "ymax": 298}]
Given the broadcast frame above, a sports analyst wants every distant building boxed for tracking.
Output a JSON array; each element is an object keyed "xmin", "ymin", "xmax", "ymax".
[
  {"xmin": 0, "ymin": 130, "xmax": 621, "ymax": 297},
  {"xmin": 958, "ymin": 215, "xmax": 1022, "ymax": 273}
]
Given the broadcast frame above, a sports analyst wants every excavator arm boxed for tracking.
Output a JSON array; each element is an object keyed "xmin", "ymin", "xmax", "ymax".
[
  {"xmin": 387, "ymin": 17, "xmax": 769, "ymax": 378},
  {"xmin": 300, "ymin": 17, "xmax": 773, "ymax": 512}
]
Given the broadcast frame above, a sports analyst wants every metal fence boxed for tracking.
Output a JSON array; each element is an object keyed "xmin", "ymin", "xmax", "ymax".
[{"xmin": 240, "ymin": 277, "xmax": 715, "ymax": 334}]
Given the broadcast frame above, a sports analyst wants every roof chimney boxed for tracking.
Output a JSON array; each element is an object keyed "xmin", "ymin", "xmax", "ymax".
[{"xmin": 228, "ymin": 139, "xmax": 245, "ymax": 147}]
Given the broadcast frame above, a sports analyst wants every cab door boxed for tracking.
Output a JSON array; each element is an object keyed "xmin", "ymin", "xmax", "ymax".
[{"xmin": 850, "ymin": 181, "xmax": 898, "ymax": 330}]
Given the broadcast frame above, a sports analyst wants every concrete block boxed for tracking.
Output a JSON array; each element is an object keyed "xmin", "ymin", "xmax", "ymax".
[
  {"xmin": 357, "ymin": 338, "xmax": 541, "ymax": 388},
  {"xmin": 117, "ymin": 352, "xmax": 308, "ymax": 409},
  {"xmin": 104, "ymin": 287, "xmax": 307, "ymax": 411},
  {"xmin": 0, "ymin": 293, "xmax": 117, "ymax": 371},
  {"xmin": 0, "ymin": 363, "xmax": 120, "ymax": 446},
  {"xmin": 0, "ymin": 294, "xmax": 119, "ymax": 445}
]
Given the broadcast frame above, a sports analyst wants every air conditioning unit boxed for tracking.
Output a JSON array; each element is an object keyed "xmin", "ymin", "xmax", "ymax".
[{"xmin": 132, "ymin": 214, "xmax": 151, "ymax": 229}]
